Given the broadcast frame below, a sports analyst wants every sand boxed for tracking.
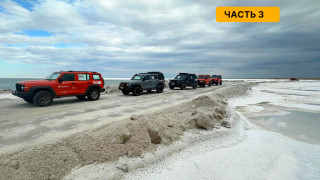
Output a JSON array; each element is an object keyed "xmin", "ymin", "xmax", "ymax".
[{"xmin": 0, "ymin": 82, "xmax": 255, "ymax": 180}]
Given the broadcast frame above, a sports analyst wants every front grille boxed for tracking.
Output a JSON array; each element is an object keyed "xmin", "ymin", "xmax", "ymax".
[{"xmin": 16, "ymin": 83, "xmax": 23, "ymax": 92}]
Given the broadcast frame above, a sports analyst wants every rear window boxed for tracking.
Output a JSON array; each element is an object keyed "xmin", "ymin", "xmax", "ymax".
[
  {"xmin": 78, "ymin": 74, "xmax": 90, "ymax": 81},
  {"xmin": 150, "ymin": 75, "xmax": 157, "ymax": 79},
  {"xmin": 92, "ymin": 74, "xmax": 101, "ymax": 80}
]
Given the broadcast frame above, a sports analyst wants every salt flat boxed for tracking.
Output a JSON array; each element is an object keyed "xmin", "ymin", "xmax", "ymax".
[{"xmin": 123, "ymin": 81, "xmax": 320, "ymax": 180}]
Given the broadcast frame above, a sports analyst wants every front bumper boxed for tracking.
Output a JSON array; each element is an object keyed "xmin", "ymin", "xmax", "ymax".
[
  {"xmin": 101, "ymin": 88, "xmax": 105, "ymax": 92},
  {"xmin": 197, "ymin": 81, "xmax": 206, "ymax": 85},
  {"xmin": 12, "ymin": 90, "xmax": 33, "ymax": 99},
  {"xmin": 119, "ymin": 85, "xmax": 131, "ymax": 91},
  {"xmin": 169, "ymin": 81, "xmax": 181, "ymax": 87}
]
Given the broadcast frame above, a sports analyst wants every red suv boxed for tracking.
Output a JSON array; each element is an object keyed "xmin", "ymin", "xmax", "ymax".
[
  {"xmin": 211, "ymin": 75, "xmax": 222, "ymax": 85},
  {"xmin": 12, "ymin": 71, "xmax": 105, "ymax": 107},
  {"xmin": 197, "ymin": 74, "xmax": 212, "ymax": 87}
]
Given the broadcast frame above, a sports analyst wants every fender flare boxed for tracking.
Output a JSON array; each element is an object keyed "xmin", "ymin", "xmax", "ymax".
[
  {"xmin": 131, "ymin": 84, "xmax": 143, "ymax": 90},
  {"xmin": 86, "ymin": 85, "xmax": 101, "ymax": 94},
  {"xmin": 156, "ymin": 82, "xmax": 165, "ymax": 87},
  {"xmin": 28, "ymin": 86, "xmax": 57, "ymax": 98}
]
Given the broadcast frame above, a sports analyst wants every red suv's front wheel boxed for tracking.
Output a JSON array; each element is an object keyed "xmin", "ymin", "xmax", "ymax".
[{"xmin": 33, "ymin": 91, "xmax": 53, "ymax": 107}]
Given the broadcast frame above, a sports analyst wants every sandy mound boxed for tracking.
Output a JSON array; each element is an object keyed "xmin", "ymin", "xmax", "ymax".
[
  {"xmin": 104, "ymin": 85, "xmax": 120, "ymax": 94},
  {"xmin": 0, "ymin": 83, "xmax": 253, "ymax": 180}
]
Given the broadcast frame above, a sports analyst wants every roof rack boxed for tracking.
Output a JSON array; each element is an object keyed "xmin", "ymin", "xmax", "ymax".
[
  {"xmin": 66, "ymin": 71, "xmax": 98, "ymax": 73},
  {"xmin": 179, "ymin": 72, "xmax": 189, "ymax": 75},
  {"xmin": 147, "ymin": 71, "xmax": 162, "ymax": 74}
]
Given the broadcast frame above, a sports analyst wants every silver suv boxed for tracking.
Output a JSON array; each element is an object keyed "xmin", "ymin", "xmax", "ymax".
[{"xmin": 119, "ymin": 72, "xmax": 165, "ymax": 96}]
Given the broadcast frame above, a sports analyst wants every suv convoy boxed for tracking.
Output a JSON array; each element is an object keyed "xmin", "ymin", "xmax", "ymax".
[
  {"xmin": 119, "ymin": 72, "xmax": 165, "ymax": 96},
  {"xmin": 12, "ymin": 71, "xmax": 105, "ymax": 107},
  {"xmin": 211, "ymin": 75, "xmax": 222, "ymax": 85},
  {"xmin": 169, "ymin": 73, "xmax": 198, "ymax": 90},
  {"xmin": 197, "ymin": 74, "xmax": 212, "ymax": 87}
]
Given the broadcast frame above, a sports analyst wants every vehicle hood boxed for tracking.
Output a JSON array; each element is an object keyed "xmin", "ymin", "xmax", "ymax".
[
  {"xmin": 120, "ymin": 80, "xmax": 141, "ymax": 84},
  {"xmin": 18, "ymin": 80, "xmax": 54, "ymax": 86}
]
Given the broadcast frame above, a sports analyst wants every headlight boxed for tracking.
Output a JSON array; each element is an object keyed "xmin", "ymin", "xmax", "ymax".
[{"xmin": 21, "ymin": 86, "xmax": 24, "ymax": 90}]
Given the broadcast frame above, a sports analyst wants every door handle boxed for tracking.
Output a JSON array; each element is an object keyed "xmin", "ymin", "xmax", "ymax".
[
  {"xmin": 71, "ymin": 83, "xmax": 76, "ymax": 84},
  {"xmin": 88, "ymin": 82, "xmax": 91, "ymax": 84}
]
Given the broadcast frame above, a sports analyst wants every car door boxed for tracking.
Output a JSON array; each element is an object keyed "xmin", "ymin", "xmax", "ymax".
[
  {"xmin": 75, "ymin": 73, "xmax": 91, "ymax": 94},
  {"xmin": 150, "ymin": 75, "xmax": 158, "ymax": 88},
  {"xmin": 56, "ymin": 73, "xmax": 77, "ymax": 95},
  {"xmin": 142, "ymin": 75, "xmax": 152, "ymax": 89}
]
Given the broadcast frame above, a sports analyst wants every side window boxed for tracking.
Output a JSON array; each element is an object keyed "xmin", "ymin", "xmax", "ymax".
[
  {"xmin": 61, "ymin": 73, "xmax": 75, "ymax": 81},
  {"xmin": 193, "ymin": 75, "xmax": 197, "ymax": 79},
  {"xmin": 187, "ymin": 75, "xmax": 191, "ymax": 80},
  {"xmin": 144, "ymin": 75, "xmax": 150, "ymax": 80},
  {"xmin": 78, "ymin": 74, "xmax": 90, "ymax": 81},
  {"xmin": 93, "ymin": 74, "xmax": 101, "ymax": 80},
  {"xmin": 150, "ymin": 75, "xmax": 157, "ymax": 80}
]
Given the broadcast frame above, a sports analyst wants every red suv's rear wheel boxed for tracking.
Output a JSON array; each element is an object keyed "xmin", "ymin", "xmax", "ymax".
[{"xmin": 88, "ymin": 88, "xmax": 100, "ymax": 101}]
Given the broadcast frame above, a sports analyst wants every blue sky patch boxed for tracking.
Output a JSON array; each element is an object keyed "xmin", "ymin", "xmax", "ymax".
[
  {"xmin": 15, "ymin": 30, "xmax": 52, "ymax": 37},
  {"xmin": 12, "ymin": 0, "xmax": 36, "ymax": 11}
]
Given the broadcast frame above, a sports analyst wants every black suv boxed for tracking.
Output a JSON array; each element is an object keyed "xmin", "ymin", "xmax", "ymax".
[
  {"xmin": 119, "ymin": 72, "xmax": 165, "ymax": 96},
  {"xmin": 169, "ymin": 73, "xmax": 198, "ymax": 90}
]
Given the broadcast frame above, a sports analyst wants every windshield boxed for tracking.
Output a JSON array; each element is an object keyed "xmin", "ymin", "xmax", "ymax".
[
  {"xmin": 175, "ymin": 75, "xmax": 187, "ymax": 80},
  {"xmin": 132, "ymin": 74, "xmax": 144, "ymax": 80},
  {"xmin": 212, "ymin": 75, "xmax": 218, "ymax": 78},
  {"xmin": 46, "ymin": 72, "xmax": 61, "ymax": 80},
  {"xmin": 198, "ymin": 75, "xmax": 206, "ymax": 79}
]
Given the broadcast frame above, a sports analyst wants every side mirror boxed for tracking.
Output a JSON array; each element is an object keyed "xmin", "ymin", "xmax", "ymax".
[{"xmin": 58, "ymin": 77, "xmax": 64, "ymax": 83}]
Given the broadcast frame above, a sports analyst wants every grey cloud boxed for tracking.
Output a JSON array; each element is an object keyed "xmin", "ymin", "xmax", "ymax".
[{"xmin": 0, "ymin": 0, "xmax": 319, "ymax": 78}]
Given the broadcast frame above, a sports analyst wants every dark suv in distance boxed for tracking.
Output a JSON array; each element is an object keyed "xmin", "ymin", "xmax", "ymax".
[
  {"xmin": 169, "ymin": 73, "xmax": 198, "ymax": 90},
  {"xmin": 119, "ymin": 72, "xmax": 165, "ymax": 96}
]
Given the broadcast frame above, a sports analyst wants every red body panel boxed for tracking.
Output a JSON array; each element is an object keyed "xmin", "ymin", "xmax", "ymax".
[
  {"xmin": 211, "ymin": 76, "xmax": 222, "ymax": 84},
  {"xmin": 18, "ymin": 72, "xmax": 104, "ymax": 96},
  {"xmin": 197, "ymin": 74, "xmax": 211, "ymax": 85}
]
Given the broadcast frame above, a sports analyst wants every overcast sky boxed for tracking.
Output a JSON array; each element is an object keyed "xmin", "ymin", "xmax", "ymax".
[{"xmin": 0, "ymin": 0, "xmax": 319, "ymax": 78}]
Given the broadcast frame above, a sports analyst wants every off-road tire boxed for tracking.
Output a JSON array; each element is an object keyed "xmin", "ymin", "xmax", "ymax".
[
  {"xmin": 88, "ymin": 88, "xmax": 100, "ymax": 101},
  {"xmin": 23, "ymin": 98, "xmax": 33, "ymax": 103},
  {"xmin": 220, "ymin": 81, "xmax": 222, "ymax": 85},
  {"xmin": 147, "ymin": 90, "xmax": 152, "ymax": 93},
  {"xmin": 33, "ymin": 91, "xmax": 53, "ymax": 107},
  {"xmin": 170, "ymin": 86, "xmax": 174, "ymax": 89},
  {"xmin": 216, "ymin": 81, "xmax": 218, "ymax": 86},
  {"xmin": 193, "ymin": 84, "xmax": 197, "ymax": 89},
  {"xmin": 156, "ymin": 84, "xmax": 164, "ymax": 93},
  {"xmin": 181, "ymin": 83, "xmax": 186, "ymax": 90},
  {"xmin": 76, "ymin": 95, "xmax": 86, "ymax": 100},
  {"xmin": 133, "ymin": 86, "xmax": 142, "ymax": 96},
  {"xmin": 208, "ymin": 81, "xmax": 212, "ymax": 87},
  {"xmin": 122, "ymin": 90, "xmax": 130, "ymax": 95}
]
